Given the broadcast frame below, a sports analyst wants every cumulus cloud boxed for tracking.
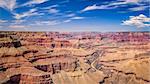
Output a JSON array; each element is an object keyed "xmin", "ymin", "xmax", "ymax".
[
  {"xmin": 0, "ymin": 0, "xmax": 17, "ymax": 11},
  {"xmin": 122, "ymin": 14, "xmax": 150, "ymax": 28}
]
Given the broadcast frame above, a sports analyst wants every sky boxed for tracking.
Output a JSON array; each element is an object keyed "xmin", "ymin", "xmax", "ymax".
[{"xmin": 0, "ymin": 0, "xmax": 150, "ymax": 32}]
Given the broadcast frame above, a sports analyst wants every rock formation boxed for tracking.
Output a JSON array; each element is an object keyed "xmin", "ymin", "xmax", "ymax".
[{"xmin": 0, "ymin": 31, "xmax": 149, "ymax": 84}]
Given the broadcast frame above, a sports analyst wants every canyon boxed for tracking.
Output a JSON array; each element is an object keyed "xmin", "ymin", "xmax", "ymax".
[{"xmin": 0, "ymin": 31, "xmax": 150, "ymax": 84}]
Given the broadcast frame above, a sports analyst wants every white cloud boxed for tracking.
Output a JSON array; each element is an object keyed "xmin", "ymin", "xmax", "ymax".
[
  {"xmin": 29, "ymin": 0, "xmax": 48, "ymax": 4},
  {"xmin": 81, "ymin": 0, "xmax": 148, "ymax": 12},
  {"xmin": 0, "ymin": 0, "xmax": 17, "ymax": 11},
  {"xmin": 122, "ymin": 0, "xmax": 149, "ymax": 3},
  {"xmin": 42, "ymin": 4, "xmax": 59, "ymax": 10},
  {"xmin": 9, "ymin": 25, "xmax": 26, "ymax": 28},
  {"xmin": 81, "ymin": 3, "xmax": 122, "ymax": 12},
  {"xmin": 12, "ymin": 20, "xmax": 26, "ymax": 25},
  {"xmin": 21, "ymin": 0, "xmax": 49, "ymax": 7},
  {"xmin": 0, "ymin": 0, "xmax": 48, "ymax": 20},
  {"xmin": 122, "ymin": 14, "xmax": 150, "ymax": 28},
  {"xmin": 0, "ymin": 20, "xmax": 7, "ymax": 26},
  {"xmin": 66, "ymin": 13, "xmax": 76, "ymax": 17},
  {"xmin": 128, "ymin": 6, "xmax": 149, "ymax": 11},
  {"xmin": 0, "ymin": 20, "xmax": 7, "ymax": 23},
  {"xmin": 39, "ymin": 5, "xmax": 60, "ymax": 14},
  {"xmin": 34, "ymin": 20, "xmax": 60, "ymax": 26},
  {"xmin": 63, "ymin": 19, "xmax": 72, "ymax": 23},
  {"xmin": 13, "ymin": 8, "xmax": 39, "ymax": 19},
  {"xmin": 82, "ymin": 4, "xmax": 103, "ymax": 12},
  {"xmin": 49, "ymin": 9, "xmax": 59, "ymax": 14},
  {"xmin": 118, "ymin": 0, "xmax": 139, "ymax": 3},
  {"xmin": 71, "ymin": 17, "xmax": 84, "ymax": 20},
  {"xmin": 63, "ymin": 16, "xmax": 84, "ymax": 23}
]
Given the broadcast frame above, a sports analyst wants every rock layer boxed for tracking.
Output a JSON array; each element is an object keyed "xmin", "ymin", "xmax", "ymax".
[{"xmin": 0, "ymin": 31, "xmax": 150, "ymax": 84}]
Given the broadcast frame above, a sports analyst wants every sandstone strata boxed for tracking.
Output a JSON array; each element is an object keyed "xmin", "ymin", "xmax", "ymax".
[{"xmin": 0, "ymin": 31, "xmax": 149, "ymax": 84}]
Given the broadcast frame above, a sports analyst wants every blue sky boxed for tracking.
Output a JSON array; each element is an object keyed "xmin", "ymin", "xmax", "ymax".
[{"xmin": 0, "ymin": 0, "xmax": 149, "ymax": 32}]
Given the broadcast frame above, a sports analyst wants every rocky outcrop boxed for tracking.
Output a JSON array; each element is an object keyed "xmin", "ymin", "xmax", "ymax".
[
  {"xmin": 34, "ymin": 56, "xmax": 79, "ymax": 74},
  {"xmin": 19, "ymin": 74, "xmax": 53, "ymax": 84},
  {"xmin": 1, "ymin": 67, "xmax": 53, "ymax": 84},
  {"xmin": 3, "ymin": 74, "xmax": 21, "ymax": 84},
  {"xmin": 17, "ymin": 32, "xmax": 72, "ymax": 48},
  {"xmin": 0, "ymin": 33, "xmax": 21, "ymax": 48},
  {"xmin": 95, "ymin": 51, "xmax": 150, "ymax": 84},
  {"xmin": 3, "ymin": 71, "xmax": 53, "ymax": 84},
  {"xmin": 0, "ymin": 40, "xmax": 21, "ymax": 48},
  {"xmin": 110, "ymin": 32, "xmax": 150, "ymax": 43}
]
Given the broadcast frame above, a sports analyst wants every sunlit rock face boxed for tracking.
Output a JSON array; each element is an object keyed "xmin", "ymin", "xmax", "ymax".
[
  {"xmin": 19, "ymin": 74, "xmax": 53, "ymax": 84},
  {"xmin": 110, "ymin": 32, "xmax": 150, "ymax": 43},
  {"xmin": 0, "ymin": 31, "xmax": 150, "ymax": 84},
  {"xmin": 34, "ymin": 55, "xmax": 79, "ymax": 74}
]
